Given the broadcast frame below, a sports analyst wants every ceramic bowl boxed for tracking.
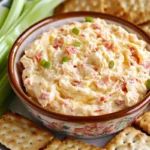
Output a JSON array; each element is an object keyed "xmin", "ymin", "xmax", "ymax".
[{"xmin": 8, "ymin": 12, "xmax": 150, "ymax": 139}]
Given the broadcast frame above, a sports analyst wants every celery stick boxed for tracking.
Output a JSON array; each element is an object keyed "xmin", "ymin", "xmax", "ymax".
[
  {"xmin": 0, "ymin": 0, "xmax": 61, "ymax": 71},
  {"xmin": 0, "ymin": 68, "xmax": 12, "ymax": 105},
  {"xmin": 0, "ymin": 6, "xmax": 9, "ymax": 29},
  {"xmin": 22, "ymin": 0, "xmax": 34, "ymax": 14},
  {"xmin": 0, "ymin": 0, "xmax": 25, "ymax": 37},
  {"xmin": 0, "ymin": 91, "xmax": 14, "ymax": 118}
]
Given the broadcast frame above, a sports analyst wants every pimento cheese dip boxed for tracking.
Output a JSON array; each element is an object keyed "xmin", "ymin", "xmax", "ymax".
[{"xmin": 20, "ymin": 18, "xmax": 150, "ymax": 116}]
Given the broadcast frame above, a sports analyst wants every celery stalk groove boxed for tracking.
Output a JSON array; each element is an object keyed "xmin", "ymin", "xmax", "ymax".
[{"xmin": 0, "ymin": 6, "xmax": 9, "ymax": 29}]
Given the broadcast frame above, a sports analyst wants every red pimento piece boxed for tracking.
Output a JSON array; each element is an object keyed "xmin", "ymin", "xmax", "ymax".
[
  {"xmin": 35, "ymin": 52, "xmax": 42, "ymax": 62},
  {"xmin": 60, "ymin": 28, "xmax": 64, "ymax": 32},
  {"xmin": 129, "ymin": 47, "xmax": 140, "ymax": 64},
  {"xmin": 136, "ymin": 56, "xmax": 140, "ymax": 64},
  {"xmin": 72, "ymin": 80, "xmax": 81, "ymax": 86},
  {"xmin": 94, "ymin": 67, "xmax": 98, "ymax": 71},
  {"xmin": 92, "ymin": 23, "xmax": 101, "ymax": 30},
  {"xmin": 122, "ymin": 82, "xmax": 128, "ymax": 93},
  {"xmin": 130, "ymin": 62, "xmax": 133, "ymax": 66},
  {"xmin": 104, "ymin": 42, "xmax": 114, "ymax": 51},
  {"xmin": 130, "ymin": 47, "xmax": 136, "ymax": 55},
  {"xmin": 65, "ymin": 46, "xmax": 78, "ymax": 55},
  {"xmin": 53, "ymin": 38, "xmax": 63, "ymax": 49},
  {"xmin": 95, "ymin": 47, "xmax": 98, "ymax": 51},
  {"xmin": 115, "ymin": 100, "xmax": 125, "ymax": 106},
  {"xmin": 93, "ymin": 47, "xmax": 98, "ymax": 52},
  {"xmin": 97, "ymin": 33, "xmax": 102, "ymax": 38},
  {"xmin": 80, "ymin": 34, "xmax": 85, "ymax": 37},
  {"xmin": 95, "ymin": 109, "xmax": 103, "ymax": 113},
  {"xmin": 39, "ymin": 91, "xmax": 49, "ymax": 100},
  {"xmin": 101, "ymin": 38, "xmax": 107, "ymax": 43},
  {"xmin": 99, "ymin": 97, "xmax": 107, "ymax": 103}
]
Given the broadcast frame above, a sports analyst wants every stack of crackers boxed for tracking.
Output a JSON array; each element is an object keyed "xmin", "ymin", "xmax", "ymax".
[
  {"xmin": 0, "ymin": 111, "xmax": 150, "ymax": 149},
  {"xmin": 55, "ymin": 0, "xmax": 150, "ymax": 36}
]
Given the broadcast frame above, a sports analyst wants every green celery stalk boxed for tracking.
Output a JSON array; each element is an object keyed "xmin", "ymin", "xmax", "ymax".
[
  {"xmin": 0, "ymin": 0, "xmax": 61, "ymax": 71},
  {"xmin": 0, "ymin": 68, "xmax": 12, "ymax": 105},
  {"xmin": 0, "ymin": 0, "xmax": 32, "ymax": 43},
  {"xmin": 22, "ymin": 0, "xmax": 34, "ymax": 14},
  {"xmin": 0, "ymin": 6, "xmax": 9, "ymax": 29},
  {"xmin": 0, "ymin": 91, "xmax": 15, "ymax": 118},
  {"xmin": 0, "ymin": 0, "xmax": 25, "ymax": 37}
]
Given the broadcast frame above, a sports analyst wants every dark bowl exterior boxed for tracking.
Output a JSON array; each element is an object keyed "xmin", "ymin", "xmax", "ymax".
[{"xmin": 8, "ymin": 12, "xmax": 150, "ymax": 138}]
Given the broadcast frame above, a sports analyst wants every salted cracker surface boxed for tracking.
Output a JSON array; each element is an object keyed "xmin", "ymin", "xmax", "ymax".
[
  {"xmin": 0, "ymin": 112, "xmax": 54, "ymax": 150},
  {"xmin": 105, "ymin": 126, "xmax": 150, "ymax": 150},
  {"xmin": 44, "ymin": 138, "xmax": 106, "ymax": 150},
  {"xmin": 135, "ymin": 111, "xmax": 150, "ymax": 134}
]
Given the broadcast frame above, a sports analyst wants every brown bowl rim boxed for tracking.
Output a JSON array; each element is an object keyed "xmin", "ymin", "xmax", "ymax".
[{"xmin": 8, "ymin": 12, "xmax": 150, "ymax": 123}]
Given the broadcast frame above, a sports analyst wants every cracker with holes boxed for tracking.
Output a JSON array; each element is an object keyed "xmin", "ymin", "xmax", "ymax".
[
  {"xmin": 135, "ymin": 111, "xmax": 150, "ymax": 134},
  {"xmin": 55, "ymin": 0, "xmax": 106, "ymax": 14},
  {"xmin": 121, "ymin": 0, "xmax": 150, "ymax": 25},
  {"xmin": 44, "ymin": 138, "xmax": 105, "ymax": 150},
  {"xmin": 105, "ymin": 126, "xmax": 150, "ymax": 150},
  {"xmin": 0, "ymin": 111, "xmax": 54, "ymax": 150},
  {"xmin": 55, "ymin": 0, "xmax": 150, "ymax": 25},
  {"xmin": 60, "ymin": 138, "xmax": 105, "ymax": 150}
]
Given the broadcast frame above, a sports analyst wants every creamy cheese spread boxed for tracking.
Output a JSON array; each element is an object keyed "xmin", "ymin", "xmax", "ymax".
[{"xmin": 20, "ymin": 18, "xmax": 150, "ymax": 116}]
